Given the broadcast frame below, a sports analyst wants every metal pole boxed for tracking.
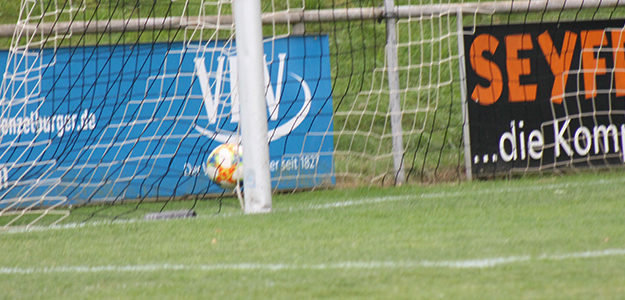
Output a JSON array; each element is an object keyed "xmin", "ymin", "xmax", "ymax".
[
  {"xmin": 384, "ymin": 0, "xmax": 406, "ymax": 185},
  {"xmin": 6, "ymin": 1, "xmax": 624, "ymax": 38},
  {"xmin": 456, "ymin": 8, "xmax": 473, "ymax": 180},
  {"xmin": 232, "ymin": 0, "xmax": 272, "ymax": 213}
]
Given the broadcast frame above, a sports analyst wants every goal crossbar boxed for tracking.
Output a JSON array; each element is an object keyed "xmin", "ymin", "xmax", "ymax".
[{"xmin": 1, "ymin": 0, "xmax": 621, "ymax": 38}]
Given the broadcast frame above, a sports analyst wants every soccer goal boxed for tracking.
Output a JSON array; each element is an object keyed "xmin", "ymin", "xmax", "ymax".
[{"xmin": 1, "ymin": 0, "xmax": 625, "ymax": 227}]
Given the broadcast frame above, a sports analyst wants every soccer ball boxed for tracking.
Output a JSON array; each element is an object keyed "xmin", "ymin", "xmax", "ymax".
[{"xmin": 205, "ymin": 143, "xmax": 243, "ymax": 189}]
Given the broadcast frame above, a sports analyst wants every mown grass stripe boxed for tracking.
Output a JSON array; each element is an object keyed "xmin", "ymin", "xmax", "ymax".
[{"xmin": 4, "ymin": 174, "xmax": 624, "ymax": 234}]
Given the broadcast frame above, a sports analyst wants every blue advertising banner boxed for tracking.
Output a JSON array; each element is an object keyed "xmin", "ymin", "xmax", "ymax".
[{"xmin": 0, "ymin": 35, "xmax": 335, "ymax": 205}]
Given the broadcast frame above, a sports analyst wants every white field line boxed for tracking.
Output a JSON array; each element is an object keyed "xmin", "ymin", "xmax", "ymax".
[
  {"xmin": 4, "ymin": 176, "xmax": 625, "ymax": 234},
  {"xmin": 278, "ymin": 176, "xmax": 625, "ymax": 212},
  {"xmin": 1, "ymin": 248, "xmax": 625, "ymax": 275}
]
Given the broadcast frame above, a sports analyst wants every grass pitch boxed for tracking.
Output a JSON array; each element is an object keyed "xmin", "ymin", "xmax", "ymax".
[{"xmin": 1, "ymin": 170, "xmax": 625, "ymax": 299}]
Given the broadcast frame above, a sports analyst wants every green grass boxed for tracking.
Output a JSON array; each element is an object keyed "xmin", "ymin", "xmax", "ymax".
[{"xmin": 1, "ymin": 170, "xmax": 625, "ymax": 298}]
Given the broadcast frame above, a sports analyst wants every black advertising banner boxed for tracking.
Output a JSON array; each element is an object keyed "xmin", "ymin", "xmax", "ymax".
[{"xmin": 464, "ymin": 19, "xmax": 625, "ymax": 177}]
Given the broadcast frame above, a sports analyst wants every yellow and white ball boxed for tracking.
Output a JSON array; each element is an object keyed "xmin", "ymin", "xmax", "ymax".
[{"xmin": 205, "ymin": 143, "xmax": 243, "ymax": 189}]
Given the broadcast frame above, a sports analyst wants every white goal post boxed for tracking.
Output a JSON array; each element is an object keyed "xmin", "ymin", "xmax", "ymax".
[{"xmin": 232, "ymin": 0, "xmax": 272, "ymax": 213}]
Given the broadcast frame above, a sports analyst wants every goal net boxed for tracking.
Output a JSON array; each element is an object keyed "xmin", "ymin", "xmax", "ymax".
[{"xmin": 1, "ymin": 0, "xmax": 624, "ymax": 227}]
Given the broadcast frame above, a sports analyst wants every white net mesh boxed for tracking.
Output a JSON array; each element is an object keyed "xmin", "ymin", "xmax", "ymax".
[{"xmin": 1, "ymin": 0, "xmax": 625, "ymax": 226}]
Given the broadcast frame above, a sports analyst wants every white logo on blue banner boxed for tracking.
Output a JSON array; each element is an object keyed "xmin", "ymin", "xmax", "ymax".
[{"xmin": 191, "ymin": 53, "xmax": 312, "ymax": 143}]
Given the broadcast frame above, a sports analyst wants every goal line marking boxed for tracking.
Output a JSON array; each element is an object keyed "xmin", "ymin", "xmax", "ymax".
[
  {"xmin": 5, "ymin": 176, "xmax": 625, "ymax": 234},
  {"xmin": 1, "ymin": 248, "xmax": 624, "ymax": 275},
  {"xmin": 289, "ymin": 176, "xmax": 625, "ymax": 211}
]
